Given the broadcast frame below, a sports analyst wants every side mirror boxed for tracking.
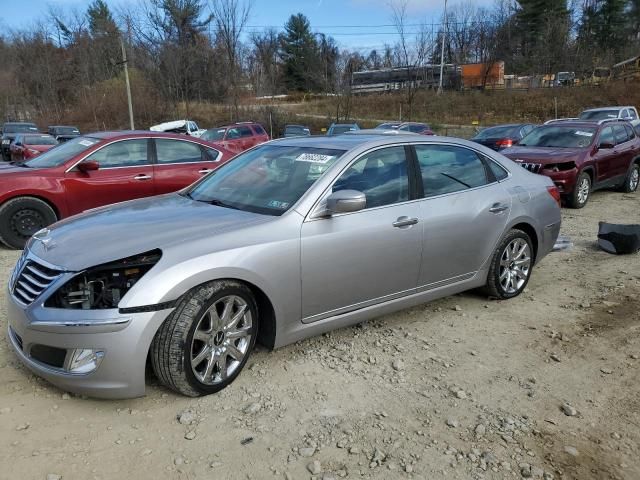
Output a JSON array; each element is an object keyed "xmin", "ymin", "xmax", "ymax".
[
  {"xmin": 326, "ymin": 190, "xmax": 366, "ymax": 214},
  {"xmin": 77, "ymin": 160, "xmax": 100, "ymax": 172},
  {"xmin": 598, "ymin": 141, "xmax": 615, "ymax": 149}
]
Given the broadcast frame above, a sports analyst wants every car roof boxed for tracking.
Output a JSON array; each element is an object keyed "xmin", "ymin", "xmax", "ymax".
[
  {"xmin": 482, "ymin": 123, "xmax": 529, "ymax": 128},
  {"xmin": 541, "ymin": 120, "xmax": 602, "ymax": 127},
  {"xmin": 49, "ymin": 125, "xmax": 79, "ymax": 129},
  {"xmin": 3, "ymin": 121, "xmax": 37, "ymax": 126},
  {"xmin": 582, "ymin": 106, "xmax": 632, "ymax": 112},
  {"xmin": 20, "ymin": 133, "xmax": 54, "ymax": 137},
  {"xmin": 330, "ymin": 123, "xmax": 358, "ymax": 126},
  {"xmin": 82, "ymin": 131, "xmax": 209, "ymax": 141},
  {"xmin": 267, "ymin": 133, "xmax": 477, "ymax": 151}
]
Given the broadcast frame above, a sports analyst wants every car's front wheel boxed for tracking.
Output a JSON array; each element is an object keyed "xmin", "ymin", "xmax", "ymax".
[
  {"xmin": 567, "ymin": 171, "xmax": 591, "ymax": 208},
  {"xmin": 0, "ymin": 197, "xmax": 58, "ymax": 249},
  {"xmin": 151, "ymin": 280, "xmax": 258, "ymax": 397},
  {"xmin": 483, "ymin": 229, "xmax": 533, "ymax": 299}
]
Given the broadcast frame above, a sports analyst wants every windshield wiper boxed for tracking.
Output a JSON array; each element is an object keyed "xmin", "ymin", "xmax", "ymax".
[
  {"xmin": 440, "ymin": 172, "xmax": 471, "ymax": 188},
  {"xmin": 208, "ymin": 198, "xmax": 240, "ymax": 210},
  {"xmin": 9, "ymin": 161, "xmax": 30, "ymax": 168}
]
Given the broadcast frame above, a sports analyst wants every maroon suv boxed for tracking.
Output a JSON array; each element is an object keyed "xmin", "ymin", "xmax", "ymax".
[
  {"xmin": 502, "ymin": 120, "xmax": 640, "ymax": 208},
  {"xmin": 200, "ymin": 122, "xmax": 269, "ymax": 154}
]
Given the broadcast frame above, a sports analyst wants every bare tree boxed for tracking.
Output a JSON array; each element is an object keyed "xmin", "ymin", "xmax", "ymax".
[{"xmin": 210, "ymin": 0, "xmax": 251, "ymax": 118}]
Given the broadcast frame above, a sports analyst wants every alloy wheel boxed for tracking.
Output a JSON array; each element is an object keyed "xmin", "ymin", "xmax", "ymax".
[
  {"xmin": 630, "ymin": 168, "xmax": 639, "ymax": 191},
  {"xmin": 190, "ymin": 295, "xmax": 253, "ymax": 385},
  {"xmin": 498, "ymin": 238, "xmax": 531, "ymax": 294},
  {"xmin": 577, "ymin": 177, "xmax": 590, "ymax": 205}
]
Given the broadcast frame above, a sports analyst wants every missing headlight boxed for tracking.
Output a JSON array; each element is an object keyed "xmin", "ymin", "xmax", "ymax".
[{"xmin": 45, "ymin": 250, "xmax": 161, "ymax": 310}]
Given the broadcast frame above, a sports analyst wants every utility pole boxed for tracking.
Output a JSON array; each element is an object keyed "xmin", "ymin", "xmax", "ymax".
[
  {"xmin": 121, "ymin": 37, "xmax": 135, "ymax": 130},
  {"xmin": 437, "ymin": 0, "xmax": 448, "ymax": 95}
]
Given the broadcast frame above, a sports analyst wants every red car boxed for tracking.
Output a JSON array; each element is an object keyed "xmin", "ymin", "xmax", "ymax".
[
  {"xmin": 9, "ymin": 133, "xmax": 58, "ymax": 162},
  {"xmin": 502, "ymin": 120, "xmax": 640, "ymax": 208},
  {"xmin": 0, "ymin": 131, "xmax": 234, "ymax": 249},
  {"xmin": 200, "ymin": 122, "xmax": 270, "ymax": 154}
]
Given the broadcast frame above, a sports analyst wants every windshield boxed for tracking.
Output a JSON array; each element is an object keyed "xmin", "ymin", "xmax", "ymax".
[
  {"xmin": 285, "ymin": 126, "xmax": 308, "ymax": 135},
  {"xmin": 330, "ymin": 126, "xmax": 355, "ymax": 135},
  {"xmin": 25, "ymin": 136, "xmax": 100, "ymax": 168},
  {"xmin": 24, "ymin": 135, "xmax": 57, "ymax": 145},
  {"xmin": 519, "ymin": 126, "xmax": 596, "ymax": 148},
  {"xmin": 184, "ymin": 145, "xmax": 346, "ymax": 215},
  {"xmin": 4, "ymin": 124, "xmax": 37, "ymax": 134},
  {"xmin": 474, "ymin": 125, "xmax": 518, "ymax": 139},
  {"xmin": 579, "ymin": 110, "xmax": 619, "ymax": 121},
  {"xmin": 201, "ymin": 128, "xmax": 226, "ymax": 141}
]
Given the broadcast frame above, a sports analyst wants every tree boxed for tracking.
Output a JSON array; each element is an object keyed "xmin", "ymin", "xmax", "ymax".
[{"xmin": 279, "ymin": 13, "xmax": 319, "ymax": 92}]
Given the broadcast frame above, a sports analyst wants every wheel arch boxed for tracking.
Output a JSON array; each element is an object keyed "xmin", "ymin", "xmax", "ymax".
[
  {"xmin": 510, "ymin": 221, "xmax": 539, "ymax": 263},
  {"xmin": 580, "ymin": 165, "xmax": 595, "ymax": 184},
  {"xmin": 0, "ymin": 194, "xmax": 62, "ymax": 219}
]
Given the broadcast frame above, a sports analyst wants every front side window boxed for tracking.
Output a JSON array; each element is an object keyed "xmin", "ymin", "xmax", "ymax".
[
  {"xmin": 155, "ymin": 139, "xmax": 203, "ymax": 164},
  {"xmin": 613, "ymin": 124, "xmax": 629, "ymax": 144},
  {"xmin": 333, "ymin": 146, "xmax": 409, "ymax": 209},
  {"xmin": 226, "ymin": 128, "xmax": 242, "ymax": 139},
  {"xmin": 84, "ymin": 139, "xmax": 148, "ymax": 168},
  {"xmin": 201, "ymin": 129, "xmax": 226, "ymax": 142},
  {"xmin": 599, "ymin": 126, "xmax": 615, "ymax": 146},
  {"xmin": 415, "ymin": 145, "xmax": 489, "ymax": 197},
  {"xmin": 185, "ymin": 145, "xmax": 345, "ymax": 215}
]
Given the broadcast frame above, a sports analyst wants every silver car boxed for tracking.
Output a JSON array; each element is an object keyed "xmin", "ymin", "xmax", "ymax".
[{"xmin": 6, "ymin": 134, "xmax": 561, "ymax": 398}]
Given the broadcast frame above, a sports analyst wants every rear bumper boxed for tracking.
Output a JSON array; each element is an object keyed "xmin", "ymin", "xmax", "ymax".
[{"xmin": 6, "ymin": 288, "xmax": 173, "ymax": 399}]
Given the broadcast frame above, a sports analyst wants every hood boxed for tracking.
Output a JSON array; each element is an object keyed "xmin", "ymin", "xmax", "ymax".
[
  {"xmin": 0, "ymin": 163, "xmax": 45, "ymax": 176},
  {"xmin": 28, "ymin": 194, "xmax": 275, "ymax": 271},
  {"xmin": 501, "ymin": 146, "xmax": 585, "ymax": 165}
]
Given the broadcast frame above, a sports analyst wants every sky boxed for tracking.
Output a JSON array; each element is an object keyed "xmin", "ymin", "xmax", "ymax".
[{"xmin": 1, "ymin": 0, "xmax": 493, "ymax": 52}]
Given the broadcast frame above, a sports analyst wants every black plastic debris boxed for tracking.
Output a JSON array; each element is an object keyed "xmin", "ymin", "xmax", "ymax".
[{"xmin": 597, "ymin": 222, "xmax": 640, "ymax": 254}]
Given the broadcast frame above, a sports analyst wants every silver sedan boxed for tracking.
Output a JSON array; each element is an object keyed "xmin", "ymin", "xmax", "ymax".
[{"xmin": 7, "ymin": 134, "xmax": 561, "ymax": 398}]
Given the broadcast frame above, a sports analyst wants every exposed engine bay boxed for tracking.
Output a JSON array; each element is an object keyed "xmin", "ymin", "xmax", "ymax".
[{"xmin": 45, "ymin": 250, "xmax": 161, "ymax": 310}]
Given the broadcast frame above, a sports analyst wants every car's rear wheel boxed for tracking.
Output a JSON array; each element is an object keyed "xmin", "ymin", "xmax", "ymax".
[
  {"xmin": 620, "ymin": 163, "xmax": 639, "ymax": 193},
  {"xmin": 567, "ymin": 171, "xmax": 591, "ymax": 208},
  {"xmin": 151, "ymin": 280, "xmax": 258, "ymax": 397},
  {"xmin": 0, "ymin": 197, "xmax": 58, "ymax": 249},
  {"xmin": 483, "ymin": 229, "xmax": 533, "ymax": 300}
]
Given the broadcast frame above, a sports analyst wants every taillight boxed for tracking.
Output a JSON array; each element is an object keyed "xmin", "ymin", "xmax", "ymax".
[
  {"xmin": 547, "ymin": 186, "xmax": 561, "ymax": 207},
  {"xmin": 496, "ymin": 138, "xmax": 513, "ymax": 148}
]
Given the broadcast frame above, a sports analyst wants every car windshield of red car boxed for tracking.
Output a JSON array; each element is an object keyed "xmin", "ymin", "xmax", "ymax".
[
  {"xmin": 201, "ymin": 128, "xmax": 226, "ymax": 141},
  {"xmin": 24, "ymin": 135, "xmax": 58, "ymax": 146},
  {"xmin": 24, "ymin": 136, "xmax": 100, "ymax": 168},
  {"xmin": 518, "ymin": 126, "xmax": 596, "ymax": 148}
]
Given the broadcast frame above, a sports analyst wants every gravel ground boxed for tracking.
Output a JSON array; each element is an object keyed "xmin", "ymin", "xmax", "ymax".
[{"xmin": 0, "ymin": 189, "xmax": 639, "ymax": 480}]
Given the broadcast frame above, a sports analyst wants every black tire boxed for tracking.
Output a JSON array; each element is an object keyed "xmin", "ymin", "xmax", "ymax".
[
  {"xmin": 151, "ymin": 280, "xmax": 258, "ymax": 397},
  {"xmin": 567, "ymin": 171, "xmax": 591, "ymax": 209},
  {"xmin": 483, "ymin": 229, "xmax": 534, "ymax": 300},
  {"xmin": 0, "ymin": 197, "xmax": 58, "ymax": 249},
  {"xmin": 619, "ymin": 163, "xmax": 639, "ymax": 193}
]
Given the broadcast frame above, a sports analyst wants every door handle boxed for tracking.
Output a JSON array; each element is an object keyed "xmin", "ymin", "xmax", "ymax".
[
  {"xmin": 489, "ymin": 203, "xmax": 509, "ymax": 214},
  {"xmin": 133, "ymin": 174, "xmax": 152, "ymax": 181},
  {"xmin": 392, "ymin": 216, "xmax": 419, "ymax": 228},
  {"xmin": 198, "ymin": 169, "xmax": 214, "ymax": 174}
]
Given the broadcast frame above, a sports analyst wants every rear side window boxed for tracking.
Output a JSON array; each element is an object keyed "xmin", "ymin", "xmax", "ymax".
[
  {"xmin": 487, "ymin": 158, "xmax": 509, "ymax": 180},
  {"xmin": 85, "ymin": 139, "xmax": 148, "ymax": 168},
  {"xmin": 253, "ymin": 124, "xmax": 267, "ymax": 135},
  {"xmin": 613, "ymin": 124, "xmax": 629, "ymax": 144},
  {"xmin": 238, "ymin": 126, "xmax": 253, "ymax": 137},
  {"xmin": 155, "ymin": 139, "xmax": 203, "ymax": 164},
  {"xmin": 415, "ymin": 145, "xmax": 489, "ymax": 197}
]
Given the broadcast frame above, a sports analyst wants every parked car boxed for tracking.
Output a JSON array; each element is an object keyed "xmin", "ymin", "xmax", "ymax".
[
  {"xmin": 150, "ymin": 120, "xmax": 205, "ymax": 137},
  {"xmin": 200, "ymin": 122, "xmax": 270, "ymax": 154},
  {"xmin": 327, "ymin": 123, "xmax": 360, "ymax": 135},
  {"xmin": 48, "ymin": 125, "xmax": 81, "ymax": 143},
  {"xmin": 9, "ymin": 133, "xmax": 58, "ymax": 162},
  {"xmin": 1, "ymin": 122, "xmax": 39, "ymax": 161},
  {"xmin": 283, "ymin": 124, "xmax": 311, "ymax": 137},
  {"xmin": 0, "ymin": 131, "xmax": 234, "ymax": 249},
  {"xmin": 6, "ymin": 133, "xmax": 561, "ymax": 398},
  {"xmin": 397, "ymin": 122, "xmax": 434, "ymax": 135},
  {"xmin": 375, "ymin": 122, "xmax": 402, "ymax": 130},
  {"xmin": 579, "ymin": 106, "xmax": 640, "ymax": 129},
  {"xmin": 470, "ymin": 123, "xmax": 536, "ymax": 151},
  {"xmin": 502, "ymin": 119, "xmax": 640, "ymax": 208}
]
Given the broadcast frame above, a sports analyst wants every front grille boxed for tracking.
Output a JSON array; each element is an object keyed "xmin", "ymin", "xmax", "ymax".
[
  {"xmin": 520, "ymin": 162, "xmax": 542, "ymax": 173},
  {"xmin": 12, "ymin": 260, "xmax": 62, "ymax": 305}
]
